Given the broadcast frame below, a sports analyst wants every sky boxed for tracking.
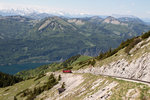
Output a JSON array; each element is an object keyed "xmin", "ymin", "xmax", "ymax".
[{"xmin": 0, "ymin": 0, "xmax": 150, "ymax": 18}]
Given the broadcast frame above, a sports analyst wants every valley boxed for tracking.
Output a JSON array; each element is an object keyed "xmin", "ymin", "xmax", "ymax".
[
  {"xmin": 0, "ymin": 15, "xmax": 150, "ymax": 67},
  {"xmin": 0, "ymin": 31, "xmax": 148, "ymax": 99},
  {"xmin": 1, "ymin": 0, "xmax": 150, "ymax": 100}
]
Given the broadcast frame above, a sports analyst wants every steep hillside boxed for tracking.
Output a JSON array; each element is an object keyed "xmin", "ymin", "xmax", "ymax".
[
  {"xmin": 75, "ymin": 31, "xmax": 150, "ymax": 82},
  {"xmin": 0, "ymin": 15, "xmax": 33, "ymax": 39},
  {"xmin": 0, "ymin": 73, "xmax": 58, "ymax": 100},
  {"xmin": 15, "ymin": 55, "xmax": 92, "ymax": 79},
  {"xmin": 35, "ymin": 73, "xmax": 150, "ymax": 100},
  {"xmin": 1, "ymin": 72, "xmax": 150, "ymax": 100}
]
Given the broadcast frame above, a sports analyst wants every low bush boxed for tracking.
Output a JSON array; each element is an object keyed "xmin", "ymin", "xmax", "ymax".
[
  {"xmin": 18, "ymin": 73, "xmax": 58, "ymax": 100},
  {"xmin": 141, "ymin": 31, "xmax": 150, "ymax": 39},
  {"xmin": 125, "ymin": 38, "xmax": 141, "ymax": 54}
]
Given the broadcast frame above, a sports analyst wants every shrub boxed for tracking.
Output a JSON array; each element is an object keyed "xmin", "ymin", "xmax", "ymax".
[
  {"xmin": 96, "ymin": 36, "xmax": 140, "ymax": 60},
  {"xmin": 61, "ymin": 82, "xmax": 65, "ymax": 89},
  {"xmin": 18, "ymin": 73, "xmax": 58, "ymax": 100},
  {"xmin": 95, "ymin": 31, "xmax": 150, "ymax": 60},
  {"xmin": 0, "ymin": 71, "xmax": 23, "ymax": 88},
  {"xmin": 34, "ymin": 73, "xmax": 45, "ymax": 81},
  {"xmin": 58, "ymin": 75, "xmax": 61, "ymax": 81},
  {"xmin": 91, "ymin": 59, "xmax": 96, "ymax": 66},
  {"xmin": 61, "ymin": 54, "xmax": 81, "ymax": 67},
  {"xmin": 141, "ymin": 31, "xmax": 150, "ymax": 39},
  {"xmin": 125, "ymin": 38, "xmax": 141, "ymax": 54},
  {"xmin": 14, "ymin": 96, "xmax": 17, "ymax": 100}
]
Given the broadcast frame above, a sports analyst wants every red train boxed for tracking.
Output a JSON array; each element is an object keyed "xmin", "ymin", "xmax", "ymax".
[{"xmin": 63, "ymin": 70, "xmax": 72, "ymax": 73}]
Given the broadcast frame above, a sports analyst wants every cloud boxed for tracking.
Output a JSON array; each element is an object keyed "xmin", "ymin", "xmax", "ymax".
[
  {"xmin": 131, "ymin": 2, "xmax": 135, "ymax": 6},
  {"xmin": 127, "ymin": 10, "xmax": 132, "ymax": 14},
  {"xmin": 147, "ymin": 11, "xmax": 150, "ymax": 14},
  {"xmin": 0, "ymin": 2, "xmax": 93, "ymax": 15},
  {"xmin": 0, "ymin": 2, "xmax": 61, "ymax": 13}
]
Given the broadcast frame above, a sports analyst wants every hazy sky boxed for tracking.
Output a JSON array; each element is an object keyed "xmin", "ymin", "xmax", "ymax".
[{"xmin": 0, "ymin": 0, "xmax": 150, "ymax": 18}]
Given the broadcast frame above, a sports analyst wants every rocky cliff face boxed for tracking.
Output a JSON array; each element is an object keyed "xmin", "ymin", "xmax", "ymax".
[
  {"xmin": 76, "ymin": 53, "xmax": 150, "ymax": 82},
  {"xmin": 76, "ymin": 37, "xmax": 150, "ymax": 82}
]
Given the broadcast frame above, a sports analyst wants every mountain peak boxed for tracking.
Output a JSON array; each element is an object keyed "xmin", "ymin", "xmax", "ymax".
[
  {"xmin": 106, "ymin": 16, "xmax": 115, "ymax": 19},
  {"xmin": 103, "ymin": 16, "xmax": 120, "ymax": 25},
  {"xmin": 118, "ymin": 17, "xmax": 144, "ymax": 23},
  {"xmin": 38, "ymin": 16, "xmax": 76, "ymax": 31},
  {"xmin": 90, "ymin": 16, "xmax": 101, "ymax": 19},
  {"xmin": 68, "ymin": 18, "xmax": 85, "ymax": 25}
]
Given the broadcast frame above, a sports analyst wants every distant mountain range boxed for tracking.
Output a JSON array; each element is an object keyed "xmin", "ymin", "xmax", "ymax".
[
  {"xmin": 0, "ymin": 8, "xmax": 93, "ymax": 18},
  {"xmin": 0, "ymin": 8, "xmax": 148, "ymax": 21},
  {"xmin": 0, "ymin": 15, "xmax": 150, "ymax": 65}
]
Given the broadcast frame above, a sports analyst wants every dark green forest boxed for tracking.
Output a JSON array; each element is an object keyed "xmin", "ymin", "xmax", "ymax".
[{"xmin": 0, "ymin": 71, "xmax": 23, "ymax": 88}]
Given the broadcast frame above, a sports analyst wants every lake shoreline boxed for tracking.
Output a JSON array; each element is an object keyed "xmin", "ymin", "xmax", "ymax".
[{"xmin": 0, "ymin": 63, "xmax": 50, "ymax": 75}]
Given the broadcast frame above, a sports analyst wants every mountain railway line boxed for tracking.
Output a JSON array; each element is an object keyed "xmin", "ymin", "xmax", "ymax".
[
  {"xmin": 100, "ymin": 74, "xmax": 150, "ymax": 86},
  {"xmin": 74, "ymin": 71, "xmax": 150, "ymax": 86}
]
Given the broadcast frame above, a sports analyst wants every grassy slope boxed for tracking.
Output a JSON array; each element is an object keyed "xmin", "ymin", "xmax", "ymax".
[
  {"xmin": 1, "ymin": 73, "xmax": 149, "ymax": 100},
  {"xmin": 72, "ymin": 56, "xmax": 92, "ymax": 65},
  {"xmin": 0, "ymin": 75, "xmax": 49, "ymax": 100},
  {"xmin": 15, "ymin": 55, "xmax": 92, "ymax": 79},
  {"xmin": 35, "ymin": 73, "xmax": 150, "ymax": 100},
  {"xmin": 95, "ymin": 36, "xmax": 150, "ymax": 68}
]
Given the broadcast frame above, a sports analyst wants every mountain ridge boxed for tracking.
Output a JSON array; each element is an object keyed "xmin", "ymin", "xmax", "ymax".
[{"xmin": 0, "ymin": 15, "xmax": 150, "ymax": 66}]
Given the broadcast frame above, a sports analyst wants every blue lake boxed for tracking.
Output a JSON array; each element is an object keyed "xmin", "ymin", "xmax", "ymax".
[{"xmin": 0, "ymin": 63, "xmax": 48, "ymax": 75}]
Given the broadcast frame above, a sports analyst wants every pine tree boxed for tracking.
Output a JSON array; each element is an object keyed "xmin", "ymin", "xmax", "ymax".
[
  {"xmin": 58, "ymin": 75, "xmax": 61, "ymax": 81},
  {"xmin": 14, "ymin": 96, "xmax": 17, "ymax": 100},
  {"xmin": 61, "ymin": 82, "xmax": 65, "ymax": 89}
]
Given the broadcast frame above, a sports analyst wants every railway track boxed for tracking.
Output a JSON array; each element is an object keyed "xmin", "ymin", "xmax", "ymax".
[
  {"xmin": 99, "ymin": 74, "xmax": 150, "ymax": 86},
  {"xmin": 75, "ymin": 71, "xmax": 150, "ymax": 86}
]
